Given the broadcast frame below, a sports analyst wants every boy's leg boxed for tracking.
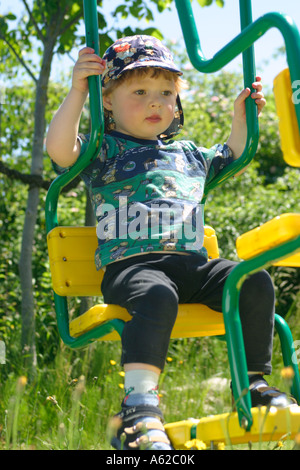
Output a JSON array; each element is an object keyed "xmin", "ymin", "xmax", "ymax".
[
  {"xmin": 182, "ymin": 255, "xmax": 296, "ymax": 407},
  {"xmin": 102, "ymin": 255, "xmax": 179, "ymax": 370},
  {"xmin": 102, "ymin": 254, "xmax": 179, "ymax": 449},
  {"xmin": 182, "ymin": 257, "xmax": 275, "ymax": 374}
]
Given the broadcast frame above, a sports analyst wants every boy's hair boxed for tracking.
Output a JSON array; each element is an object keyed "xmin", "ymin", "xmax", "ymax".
[{"xmin": 102, "ymin": 67, "xmax": 187, "ymax": 97}]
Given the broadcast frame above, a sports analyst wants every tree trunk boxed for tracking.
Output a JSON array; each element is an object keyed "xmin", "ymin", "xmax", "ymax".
[
  {"xmin": 19, "ymin": 40, "xmax": 54, "ymax": 373},
  {"xmin": 19, "ymin": 187, "xmax": 39, "ymax": 369}
]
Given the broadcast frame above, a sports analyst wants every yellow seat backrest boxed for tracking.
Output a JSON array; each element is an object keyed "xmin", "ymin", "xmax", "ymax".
[
  {"xmin": 273, "ymin": 68, "xmax": 300, "ymax": 167},
  {"xmin": 236, "ymin": 213, "xmax": 300, "ymax": 267},
  {"xmin": 47, "ymin": 225, "xmax": 219, "ymax": 297}
]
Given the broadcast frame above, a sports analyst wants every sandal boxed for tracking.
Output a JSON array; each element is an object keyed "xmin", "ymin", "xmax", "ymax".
[
  {"xmin": 231, "ymin": 375, "xmax": 297, "ymax": 408},
  {"xmin": 249, "ymin": 376, "xmax": 297, "ymax": 408},
  {"xmin": 110, "ymin": 404, "xmax": 173, "ymax": 450}
]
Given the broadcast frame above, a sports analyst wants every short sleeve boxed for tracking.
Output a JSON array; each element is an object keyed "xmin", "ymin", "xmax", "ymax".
[{"xmin": 201, "ymin": 143, "xmax": 234, "ymax": 183}]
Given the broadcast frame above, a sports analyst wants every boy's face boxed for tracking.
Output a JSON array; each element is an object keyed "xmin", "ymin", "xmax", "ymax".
[{"xmin": 103, "ymin": 72, "xmax": 177, "ymax": 141}]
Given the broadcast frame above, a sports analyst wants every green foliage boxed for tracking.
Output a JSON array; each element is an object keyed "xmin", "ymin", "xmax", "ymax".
[
  {"xmin": 0, "ymin": 178, "xmax": 25, "ymax": 367},
  {"xmin": 0, "ymin": 84, "xmax": 35, "ymax": 161}
]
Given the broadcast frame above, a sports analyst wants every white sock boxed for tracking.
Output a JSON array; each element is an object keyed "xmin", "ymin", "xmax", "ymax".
[{"xmin": 124, "ymin": 369, "xmax": 159, "ymax": 405}]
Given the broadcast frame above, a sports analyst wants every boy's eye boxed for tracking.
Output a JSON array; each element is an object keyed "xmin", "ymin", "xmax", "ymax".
[{"xmin": 134, "ymin": 90, "xmax": 173, "ymax": 96}]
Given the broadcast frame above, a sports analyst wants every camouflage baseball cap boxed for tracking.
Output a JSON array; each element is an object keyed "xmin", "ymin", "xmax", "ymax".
[
  {"xmin": 102, "ymin": 35, "xmax": 184, "ymax": 139},
  {"xmin": 101, "ymin": 35, "xmax": 182, "ymax": 86}
]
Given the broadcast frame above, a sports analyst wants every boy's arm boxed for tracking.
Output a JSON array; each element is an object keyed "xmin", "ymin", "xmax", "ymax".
[
  {"xmin": 226, "ymin": 77, "xmax": 266, "ymax": 172},
  {"xmin": 46, "ymin": 47, "xmax": 105, "ymax": 168},
  {"xmin": 46, "ymin": 88, "xmax": 88, "ymax": 167}
]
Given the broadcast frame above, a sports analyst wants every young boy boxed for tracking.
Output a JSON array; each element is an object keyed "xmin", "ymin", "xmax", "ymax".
[{"xmin": 46, "ymin": 35, "xmax": 295, "ymax": 450}]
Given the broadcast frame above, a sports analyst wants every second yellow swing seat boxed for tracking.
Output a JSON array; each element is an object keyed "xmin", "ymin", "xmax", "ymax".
[{"xmin": 273, "ymin": 68, "xmax": 300, "ymax": 168}]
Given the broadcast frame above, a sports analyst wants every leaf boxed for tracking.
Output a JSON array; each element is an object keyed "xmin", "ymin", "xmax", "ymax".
[
  {"xmin": 197, "ymin": 0, "xmax": 213, "ymax": 7},
  {"xmin": 6, "ymin": 13, "xmax": 17, "ymax": 21},
  {"xmin": 197, "ymin": 0, "xmax": 224, "ymax": 6}
]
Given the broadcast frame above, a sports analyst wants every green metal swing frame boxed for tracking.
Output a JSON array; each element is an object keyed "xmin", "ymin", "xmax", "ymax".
[{"xmin": 45, "ymin": 0, "xmax": 300, "ymax": 433}]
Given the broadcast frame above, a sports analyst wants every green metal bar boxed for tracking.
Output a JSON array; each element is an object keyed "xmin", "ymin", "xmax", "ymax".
[
  {"xmin": 239, "ymin": 0, "xmax": 259, "ymax": 175},
  {"xmin": 45, "ymin": 0, "xmax": 117, "ymax": 348},
  {"xmin": 205, "ymin": 0, "xmax": 259, "ymax": 195},
  {"xmin": 45, "ymin": 0, "xmax": 103, "ymax": 235},
  {"xmin": 175, "ymin": 0, "xmax": 300, "ymax": 192},
  {"xmin": 275, "ymin": 314, "xmax": 300, "ymax": 403},
  {"xmin": 223, "ymin": 235, "xmax": 300, "ymax": 430},
  {"xmin": 175, "ymin": 1, "xmax": 300, "ymax": 97}
]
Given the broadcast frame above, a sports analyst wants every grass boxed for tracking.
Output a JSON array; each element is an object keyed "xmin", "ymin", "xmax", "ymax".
[{"xmin": 1, "ymin": 304, "xmax": 300, "ymax": 450}]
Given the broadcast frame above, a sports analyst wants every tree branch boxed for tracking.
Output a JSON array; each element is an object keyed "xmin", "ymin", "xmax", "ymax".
[
  {"xmin": 22, "ymin": 0, "xmax": 46, "ymax": 44},
  {"xmin": 0, "ymin": 159, "xmax": 80, "ymax": 192},
  {"xmin": 0, "ymin": 32, "xmax": 37, "ymax": 84},
  {"xmin": 58, "ymin": 10, "xmax": 83, "ymax": 38}
]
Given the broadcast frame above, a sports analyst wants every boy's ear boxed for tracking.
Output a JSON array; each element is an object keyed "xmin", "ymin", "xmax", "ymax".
[{"xmin": 103, "ymin": 94, "xmax": 113, "ymax": 110}]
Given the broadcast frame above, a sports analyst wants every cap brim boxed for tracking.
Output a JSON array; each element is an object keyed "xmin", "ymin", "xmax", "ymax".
[{"xmin": 117, "ymin": 60, "xmax": 183, "ymax": 78}]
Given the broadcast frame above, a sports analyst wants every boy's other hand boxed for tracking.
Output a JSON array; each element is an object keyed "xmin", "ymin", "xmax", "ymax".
[{"xmin": 233, "ymin": 76, "xmax": 266, "ymax": 124}]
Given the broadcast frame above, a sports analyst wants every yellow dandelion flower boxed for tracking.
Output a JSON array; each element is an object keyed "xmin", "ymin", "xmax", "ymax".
[
  {"xmin": 118, "ymin": 383, "xmax": 124, "ymax": 389},
  {"xmin": 280, "ymin": 366, "xmax": 295, "ymax": 380},
  {"xmin": 17, "ymin": 376, "xmax": 27, "ymax": 390},
  {"xmin": 184, "ymin": 439, "xmax": 206, "ymax": 450},
  {"xmin": 118, "ymin": 371, "xmax": 125, "ymax": 377},
  {"xmin": 69, "ymin": 378, "xmax": 78, "ymax": 386},
  {"xmin": 110, "ymin": 359, "xmax": 117, "ymax": 366},
  {"xmin": 166, "ymin": 357, "xmax": 173, "ymax": 362}
]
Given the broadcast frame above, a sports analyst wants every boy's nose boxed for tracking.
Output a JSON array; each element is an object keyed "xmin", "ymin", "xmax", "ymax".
[{"xmin": 149, "ymin": 98, "xmax": 162, "ymax": 108}]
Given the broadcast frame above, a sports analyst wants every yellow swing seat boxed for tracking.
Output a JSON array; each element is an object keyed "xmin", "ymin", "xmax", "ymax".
[{"xmin": 47, "ymin": 225, "xmax": 225, "ymax": 341}]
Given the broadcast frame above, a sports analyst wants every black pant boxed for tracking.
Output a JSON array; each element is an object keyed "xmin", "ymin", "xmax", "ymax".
[{"xmin": 101, "ymin": 253, "xmax": 275, "ymax": 373}]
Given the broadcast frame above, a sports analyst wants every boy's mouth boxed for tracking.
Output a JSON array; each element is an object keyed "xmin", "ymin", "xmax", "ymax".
[{"xmin": 146, "ymin": 115, "xmax": 162, "ymax": 123}]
